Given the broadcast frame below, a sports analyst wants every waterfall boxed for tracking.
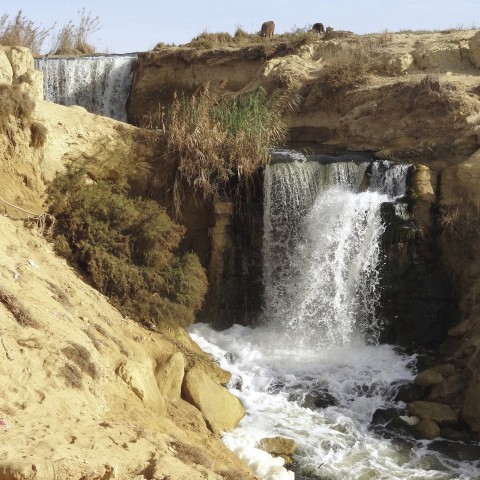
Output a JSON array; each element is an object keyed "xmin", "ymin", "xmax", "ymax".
[
  {"xmin": 262, "ymin": 156, "xmax": 406, "ymax": 346},
  {"xmin": 35, "ymin": 55, "xmax": 136, "ymax": 122},
  {"xmin": 189, "ymin": 153, "xmax": 478, "ymax": 480}
]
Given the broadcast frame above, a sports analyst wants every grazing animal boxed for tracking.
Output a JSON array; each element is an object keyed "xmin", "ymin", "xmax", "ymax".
[
  {"xmin": 260, "ymin": 21, "xmax": 275, "ymax": 37},
  {"xmin": 312, "ymin": 22, "xmax": 325, "ymax": 34}
]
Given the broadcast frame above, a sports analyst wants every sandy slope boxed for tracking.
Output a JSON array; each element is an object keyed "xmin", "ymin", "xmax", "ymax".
[{"xmin": 0, "ymin": 215, "xmax": 253, "ymax": 479}]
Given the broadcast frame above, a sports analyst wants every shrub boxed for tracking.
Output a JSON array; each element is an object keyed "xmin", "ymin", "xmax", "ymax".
[
  {"xmin": 51, "ymin": 8, "xmax": 100, "ymax": 55},
  {"xmin": 46, "ymin": 164, "xmax": 207, "ymax": 329},
  {"xmin": 0, "ymin": 84, "xmax": 35, "ymax": 142},
  {"xmin": 321, "ymin": 48, "xmax": 370, "ymax": 94},
  {"xmin": 30, "ymin": 121, "xmax": 47, "ymax": 148},
  {"xmin": 0, "ymin": 10, "xmax": 52, "ymax": 54},
  {"xmin": 148, "ymin": 86, "xmax": 288, "ymax": 217}
]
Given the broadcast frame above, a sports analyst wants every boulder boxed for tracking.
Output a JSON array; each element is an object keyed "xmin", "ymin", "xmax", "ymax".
[
  {"xmin": 407, "ymin": 401, "xmax": 457, "ymax": 425},
  {"xmin": 117, "ymin": 360, "xmax": 166, "ymax": 414},
  {"xmin": 412, "ymin": 46, "xmax": 462, "ymax": 71},
  {"xmin": 16, "ymin": 69, "xmax": 44, "ymax": 101},
  {"xmin": 414, "ymin": 369, "xmax": 444, "ymax": 388},
  {"xmin": 384, "ymin": 53, "xmax": 414, "ymax": 74},
  {"xmin": 468, "ymin": 31, "xmax": 480, "ymax": 68},
  {"xmin": 182, "ymin": 366, "xmax": 245, "ymax": 433},
  {"xmin": 0, "ymin": 50, "xmax": 13, "ymax": 85},
  {"xmin": 155, "ymin": 352, "xmax": 185, "ymax": 401},
  {"xmin": 5, "ymin": 46, "xmax": 34, "ymax": 79},
  {"xmin": 258, "ymin": 436, "xmax": 297, "ymax": 456},
  {"xmin": 416, "ymin": 418, "xmax": 440, "ymax": 439}
]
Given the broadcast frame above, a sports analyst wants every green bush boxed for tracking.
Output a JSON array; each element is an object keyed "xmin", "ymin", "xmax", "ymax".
[{"xmin": 46, "ymin": 165, "xmax": 207, "ymax": 329}]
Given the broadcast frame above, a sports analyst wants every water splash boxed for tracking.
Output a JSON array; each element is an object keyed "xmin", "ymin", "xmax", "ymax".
[
  {"xmin": 262, "ymin": 159, "xmax": 405, "ymax": 346},
  {"xmin": 35, "ymin": 55, "xmax": 136, "ymax": 121}
]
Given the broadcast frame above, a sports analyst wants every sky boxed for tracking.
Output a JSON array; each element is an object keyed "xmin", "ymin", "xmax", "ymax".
[{"xmin": 2, "ymin": 0, "xmax": 480, "ymax": 54}]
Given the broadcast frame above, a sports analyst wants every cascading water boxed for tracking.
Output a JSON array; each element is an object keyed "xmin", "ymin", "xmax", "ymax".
[
  {"xmin": 190, "ymin": 152, "xmax": 480, "ymax": 480},
  {"xmin": 35, "ymin": 55, "xmax": 136, "ymax": 122}
]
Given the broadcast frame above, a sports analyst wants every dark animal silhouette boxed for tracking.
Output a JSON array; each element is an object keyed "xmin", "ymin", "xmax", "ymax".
[
  {"xmin": 312, "ymin": 23, "xmax": 325, "ymax": 33},
  {"xmin": 260, "ymin": 21, "xmax": 275, "ymax": 37}
]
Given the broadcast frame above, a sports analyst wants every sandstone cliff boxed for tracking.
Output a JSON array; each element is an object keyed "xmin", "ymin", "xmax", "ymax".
[
  {"xmin": 128, "ymin": 29, "xmax": 480, "ymax": 438},
  {"xmin": 0, "ymin": 48, "xmax": 254, "ymax": 479}
]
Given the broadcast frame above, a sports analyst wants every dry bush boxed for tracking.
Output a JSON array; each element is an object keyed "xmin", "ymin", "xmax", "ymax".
[
  {"xmin": 0, "ymin": 84, "xmax": 35, "ymax": 140},
  {"xmin": 30, "ymin": 121, "xmax": 47, "ymax": 149},
  {"xmin": 0, "ymin": 286, "xmax": 39, "ymax": 328},
  {"xmin": 187, "ymin": 31, "xmax": 233, "ymax": 49},
  {"xmin": 440, "ymin": 198, "xmax": 480, "ymax": 239},
  {"xmin": 51, "ymin": 8, "xmax": 100, "ymax": 55},
  {"xmin": 321, "ymin": 47, "xmax": 371, "ymax": 95},
  {"xmin": 61, "ymin": 343, "xmax": 98, "ymax": 380},
  {"xmin": 401, "ymin": 74, "xmax": 461, "ymax": 115},
  {"xmin": 0, "ymin": 10, "xmax": 52, "ymax": 54},
  {"xmin": 171, "ymin": 440, "xmax": 213, "ymax": 468},
  {"xmin": 59, "ymin": 363, "xmax": 83, "ymax": 389}
]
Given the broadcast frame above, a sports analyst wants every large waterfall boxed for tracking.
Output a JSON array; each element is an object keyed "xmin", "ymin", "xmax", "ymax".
[
  {"xmin": 35, "ymin": 55, "xmax": 136, "ymax": 122},
  {"xmin": 190, "ymin": 152, "xmax": 479, "ymax": 480}
]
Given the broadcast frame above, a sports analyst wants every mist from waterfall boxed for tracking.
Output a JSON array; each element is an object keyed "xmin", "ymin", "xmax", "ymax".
[{"xmin": 35, "ymin": 55, "xmax": 136, "ymax": 122}]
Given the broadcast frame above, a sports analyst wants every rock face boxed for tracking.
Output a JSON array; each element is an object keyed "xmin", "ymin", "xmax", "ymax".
[
  {"xmin": 0, "ymin": 45, "xmax": 43, "ymax": 99},
  {"xmin": 182, "ymin": 366, "xmax": 245, "ymax": 433}
]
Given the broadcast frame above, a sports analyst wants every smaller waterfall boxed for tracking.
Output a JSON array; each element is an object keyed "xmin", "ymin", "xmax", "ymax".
[{"xmin": 35, "ymin": 55, "xmax": 136, "ymax": 122}]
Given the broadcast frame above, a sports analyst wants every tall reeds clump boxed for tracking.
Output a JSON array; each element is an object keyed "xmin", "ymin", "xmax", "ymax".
[
  {"xmin": 50, "ymin": 8, "xmax": 100, "ymax": 55},
  {"xmin": 155, "ymin": 86, "xmax": 288, "ymax": 216},
  {"xmin": 0, "ymin": 10, "xmax": 52, "ymax": 54},
  {"xmin": 46, "ymin": 164, "xmax": 207, "ymax": 330}
]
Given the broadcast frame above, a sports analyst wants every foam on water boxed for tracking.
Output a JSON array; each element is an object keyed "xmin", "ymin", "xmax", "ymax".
[{"xmin": 190, "ymin": 324, "xmax": 480, "ymax": 480}]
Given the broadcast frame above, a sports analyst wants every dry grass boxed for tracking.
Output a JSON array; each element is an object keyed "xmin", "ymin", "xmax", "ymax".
[
  {"xmin": 30, "ymin": 121, "xmax": 47, "ymax": 149},
  {"xmin": 0, "ymin": 10, "xmax": 52, "ymax": 54},
  {"xmin": 61, "ymin": 343, "xmax": 98, "ymax": 380},
  {"xmin": 0, "ymin": 84, "xmax": 35, "ymax": 142},
  {"xmin": 171, "ymin": 440, "xmax": 213, "ymax": 468},
  {"xmin": 440, "ymin": 198, "xmax": 480, "ymax": 239},
  {"xmin": 50, "ymin": 8, "xmax": 101, "ymax": 55},
  {"xmin": 59, "ymin": 363, "xmax": 83, "ymax": 389},
  {"xmin": 400, "ymin": 74, "xmax": 466, "ymax": 117},
  {"xmin": 0, "ymin": 286, "xmax": 39, "ymax": 328},
  {"xmin": 147, "ymin": 86, "xmax": 289, "ymax": 218},
  {"xmin": 220, "ymin": 470, "xmax": 248, "ymax": 480},
  {"xmin": 184, "ymin": 25, "xmax": 331, "ymax": 51}
]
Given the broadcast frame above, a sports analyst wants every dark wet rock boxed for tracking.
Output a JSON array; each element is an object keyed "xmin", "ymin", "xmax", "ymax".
[
  {"xmin": 393, "ymin": 382, "xmax": 425, "ymax": 403},
  {"xmin": 427, "ymin": 439, "xmax": 480, "ymax": 462},
  {"xmin": 371, "ymin": 407, "xmax": 401, "ymax": 426},
  {"xmin": 416, "ymin": 418, "xmax": 440, "ymax": 439},
  {"xmin": 440, "ymin": 426, "xmax": 472, "ymax": 442},
  {"xmin": 302, "ymin": 388, "xmax": 339, "ymax": 410}
]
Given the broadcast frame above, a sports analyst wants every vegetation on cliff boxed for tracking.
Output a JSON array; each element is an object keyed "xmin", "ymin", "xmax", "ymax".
[
  {"xmin": 46, "ymin": 163, "xmax": 207, "ymax": 330},
  {"xmin": 0, "ymin": 84, "xmax": 46, "ymax": 148},
  {"xmin": 0, "ymin": 9, "xmax": 101, "ymax": 55},
  {"xmin": 146, "ymin": 86, "xmax": 290, "ymax": 217}
]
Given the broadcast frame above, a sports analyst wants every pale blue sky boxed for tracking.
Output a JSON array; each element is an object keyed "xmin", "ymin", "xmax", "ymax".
[{"xmin": 3, "ymin": 1, "xmax": 479, "ymax": 53}]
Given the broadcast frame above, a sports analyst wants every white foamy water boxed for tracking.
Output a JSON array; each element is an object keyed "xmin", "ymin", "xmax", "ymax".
[
  {"xmin": 35, "ymin": 55, "xmax": 136, "ymax": 121},
  {"xmin": 190, "ymin": 157, "xmax": 480, "ymax": 479}
]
